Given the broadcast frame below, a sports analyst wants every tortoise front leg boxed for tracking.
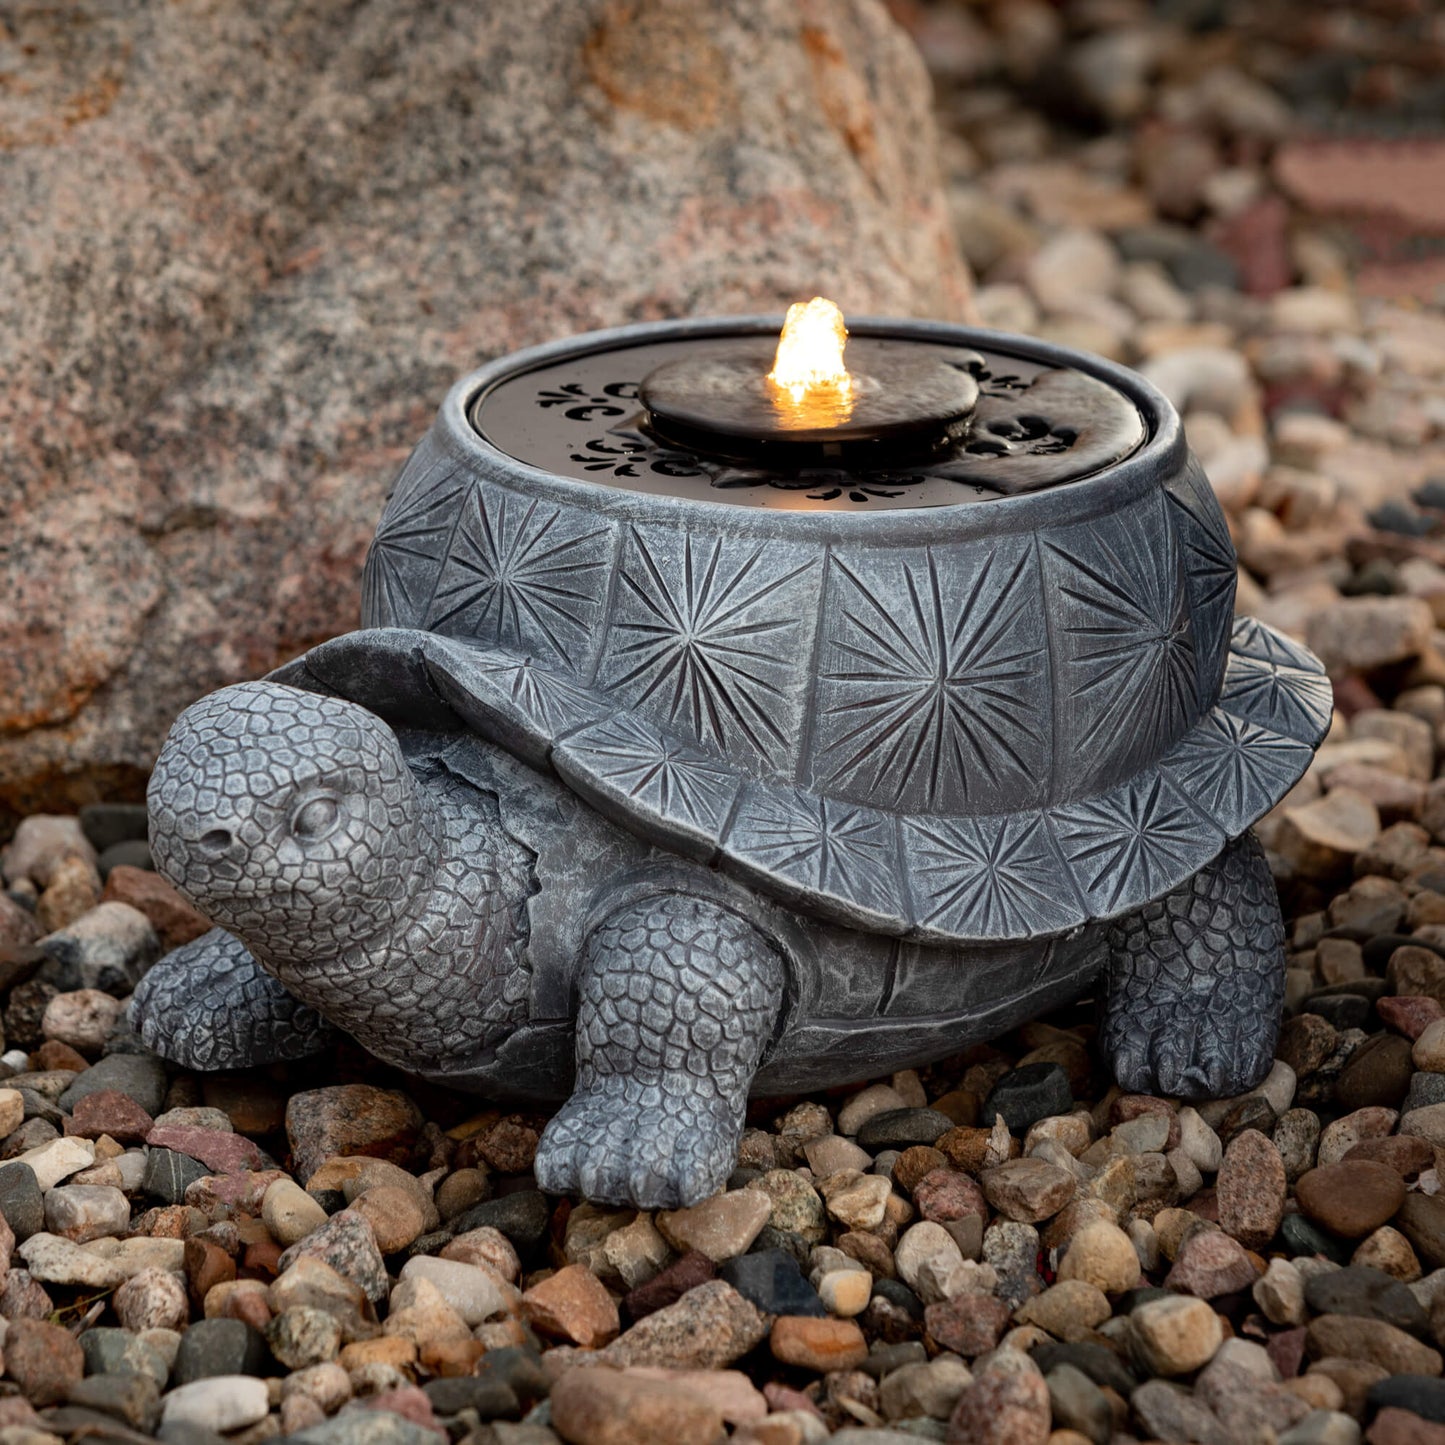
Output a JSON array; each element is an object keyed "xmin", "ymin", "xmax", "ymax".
[
  {"xmin": 131, "ymin": 928, "xmax": 339, "ymax": 1070},
  {"xmin": 534, "ymin": 893, "xmax": 784, "ymax": 1209},
  {"xmin": 1098, "ymin": 830, "xmax": 1286, "ymax": 1099}
]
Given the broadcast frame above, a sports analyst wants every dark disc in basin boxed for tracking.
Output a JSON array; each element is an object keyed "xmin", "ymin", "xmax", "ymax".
[{"xmin": 640, "ymin": 339, "xmax": 979, "ymax": 464}]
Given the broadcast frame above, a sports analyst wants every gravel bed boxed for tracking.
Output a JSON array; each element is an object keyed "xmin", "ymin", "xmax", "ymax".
[{"xmin": 4, "ymin": 1, "xmax": 1445, "ymax": 1442}]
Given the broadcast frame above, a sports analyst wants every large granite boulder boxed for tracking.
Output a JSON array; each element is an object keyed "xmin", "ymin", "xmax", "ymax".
[{"xmin": 0, "ymin": 0, "xmax": 971, "ymax": 828}]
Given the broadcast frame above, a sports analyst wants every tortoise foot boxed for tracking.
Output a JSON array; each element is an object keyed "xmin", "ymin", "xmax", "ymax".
[
  {"xmin": 130, "ymin": 928, "xmax": 338, "ymax": 1070},
  {"xmin": 1099, "ymin": 830, "xmax": 1285, "ymax": 1100},
  {"xmin": 535, "ymin": 891, "xmax": 784, "ymax": 1209},
  {"xmin": 536, "ymin": 1079, "xmax": 740, "ymax": 1209}
]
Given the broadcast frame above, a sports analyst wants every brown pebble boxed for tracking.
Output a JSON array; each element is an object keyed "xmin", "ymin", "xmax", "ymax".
[
  {"xmin": 66, "ymin": 1089, "xmax": 154, "ymax": 1145},
  {"xmin": 243, "ymin": 1237, "xmax": 285, "ymax": 1278},
  {"xmin": 32, "ymin": 1040, "xmax": 88, "ymax": 1072},
  {"xmin": 1369, "ymin": 1406, "xmax": 1445, "ymax": 1445},
  {"xmin": 769, "ymin": 1316, "xmax": 869, "ymax": 1372},
  {"xmin": 349, "ymin": 1186, "xmax": 425, "ymax": 1254},
  {"xmin": 981, "ymin": 1158, "xmax": 1075, "ymax": 1223},
  {"xmin": 947, "ymin": 1354, "xmax": 1051, "ymax": 1445},
  {"xmin": 914, "ymin": 1167, "xmax": 988, "ymax": 1225},
  {"xmin": 340, "ymin": 1337, "xmax": 418, "ymax": 1370},
  {"xmin": 1296, "ymin": 1161, "xmax": 1407, "ymax": 1238},
  {"xmin": 436, "ymin": 1168, "xmax": 491, "ymax": 1221},
  {"xmin": 3, "ymin": 1318, "xmax": 83, "ymax": 1404},
  {"xmin": 476, "ymin": 1116, "xmax": 540, "ymax": 1174},
  {"xmin": 1378, "ymin": 994, "xmax": 1445, "ymax": 1041},
  {"xmin": 1400, "ymin": 1193, "xmax": 1445, "ymax": 1270},
  {"xmin": 923, "ymin": 1294, "xmax": 1013, "ymax": 1357},
  {"xmin": 931, "ymin": 1090, "xmax": 979, "ymax": 1126},
  {"xmin": 1337, "ymin": 1033, "xmax": 1415, "ymax": 1111},
  {"xmin": 285, "ymin": 1085, "xmax": 423, "ymax": 1184},
  {"xmin": 1112, "ymin": 1095, "xmax": 1180, "ymax": 1150},
  {"xmin": 103, "ymin": 864, "xmax": 212, "ymax": 951},
  {"xmin": 622, "ymin": 1250, "xmax": 716, "ymax": 1323},
  {"xmin": 1341, "ymin": 1135, "xmax": 1435, "ymax": 1180},
  {"xmin": 551, "ymin": 1367, "xmax": 724, "ymax": 1445},
  {"xmin": 1276, "ymin": 1014, "xmax": 1340, "ymax": 1077},
  {"xmin": 892, "ymin": 1146, "xmax": 947, "ymax": 1194},
  {"xmin": 835, "ymin": 1230, "xmax": 896, "ymax": 1278},
  {"xmin": 1309, "ymin": 1357, "xmax": 1389, "ymax": 1417},
  {"xmin": 1308, "ymin": 1313, "xmax": 1443, "ymax": 1375},
  {"xmin": 522, "ymin": 1263, "xmax": 621, "ymax": 1348},
  {"xmin": 937, "ymin": 1126, "xmax": 999, "ymax": 1173},
  {"xmin": 185, "ymin": 1236, "xmax": 237, "ymax": 1309},
  {"xmin": 420, "ymin": 1337, "xmax": 486, "ymax": 1376},
  {"xmin": 1164, "ymin": 1229, "xmax": 1260, "ymax": 1298},
  {"xmin": 1388, "ymin": 946, "xmax": 1445, "ymax": 1006}
]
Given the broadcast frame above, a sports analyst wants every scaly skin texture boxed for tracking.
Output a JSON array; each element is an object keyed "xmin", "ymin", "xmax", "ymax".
[
  {"xmin": 131, "ymin": 927, "xmax": 339, "ymax": 1069},
  {"xmin": 140, "ymin": 680, "xmax": 1290, "ymax": 1208},
  {"xmin": 146, "ymin": 683, "xmax": 535, "ymax": 1073},
  {"xmin": 534, "ymin": 893, "xmax": 785, "ymax": 1209},
  {"xmin": 1098, "ymin": 830, "xmax": 1285, "ymax": 1098}
]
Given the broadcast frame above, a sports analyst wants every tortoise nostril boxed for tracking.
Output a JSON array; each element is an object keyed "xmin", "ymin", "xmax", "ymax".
[{"xmin": 198, "ymin": 829, "xmax": 233, "ymax": 854}]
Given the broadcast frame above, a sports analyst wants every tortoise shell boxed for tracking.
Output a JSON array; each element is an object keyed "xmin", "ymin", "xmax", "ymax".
[{"xmin": 275, "ymin": 319, "xmax": 1331, "ymax": 944}]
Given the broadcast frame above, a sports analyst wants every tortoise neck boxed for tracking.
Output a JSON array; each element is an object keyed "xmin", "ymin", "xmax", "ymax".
[{"xmin": 264, "ymin": 769, "xmax": 537, "ymax": 1073}]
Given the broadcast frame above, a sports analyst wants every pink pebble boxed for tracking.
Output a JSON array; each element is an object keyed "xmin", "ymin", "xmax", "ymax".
[
  {"xmin": 1378, "ymin": 994, "xmax": 1445, "ymax": 1040},
  {"xmin": 764, "ymin": 1382, "xmax": 825, "ymax": 1418}
]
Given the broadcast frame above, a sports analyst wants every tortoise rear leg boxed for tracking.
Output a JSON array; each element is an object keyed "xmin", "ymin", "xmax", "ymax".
[
  {"xmin": 1098, "ymin": 831, "xmax": 1285, "ymax": 1099},
  {"xmin": 534, "ymin": 894, "xmax": 784, "ymax": 1210}
]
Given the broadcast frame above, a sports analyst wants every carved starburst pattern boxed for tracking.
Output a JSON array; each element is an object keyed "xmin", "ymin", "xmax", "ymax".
[
  {"xmin": 599, "ymin": 529, "xmax": 818, "ymax": 772},
  {"xmin": 812, "ymin": 542, "xmax": 1048, "ymax": 814},
  {"xmin": 729, "ymin": 787, "xmax": 904, "ymax": 920},
  {"xmin": 1166, "ymin": 466, "xmax": 1237, "ymax": 699},
  {"xmin": 1050, "ymin": 771, "xmax": 1219, "ymax": 915},
  {"xmin": 1220, "ymin": 617, "xmax": 1333, "ymax": 742},
  {"xmin": 362, "ymin": 444, "xmax": 469, "ymax": 627},
  {"xmin": 557, "ymin": 713, "xmax": 739, "ymax": 843},
  {"xmin": 424, "ymin": 489, "xmax": 612, "ymax": 668},
  {"xmin": 1163, "ymin": 709, "xmax": 1313, "ymax": 835},
  {"xmin": 435, "ymin": 647, "xmax": 600, "ymax": 742},
  {"xmin": 1046, "ymin": 504, "xmax": 1198, "ymax": 792},
  {"xmin": 903, "ymin": 813, "xmax": 1076, "ymax": 939}
]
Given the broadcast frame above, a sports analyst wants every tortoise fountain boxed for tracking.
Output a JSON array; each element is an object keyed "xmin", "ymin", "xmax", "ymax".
[{"xmin": 135, "ymin": 302, "xmax": 1332, "ymax": 1208}]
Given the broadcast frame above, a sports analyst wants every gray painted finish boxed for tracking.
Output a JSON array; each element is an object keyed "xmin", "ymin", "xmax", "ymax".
[{"xmin": 136, "ymin": 319, "xmax": 1332, "ymax": 1207}]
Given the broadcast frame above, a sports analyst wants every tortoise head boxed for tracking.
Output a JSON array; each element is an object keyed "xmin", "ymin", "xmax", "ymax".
[{"xmin": 148, "ymin": 682, "xmax": 430, "ymax": 962}]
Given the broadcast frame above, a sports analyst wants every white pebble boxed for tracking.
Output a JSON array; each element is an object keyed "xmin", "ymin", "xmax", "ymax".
[
  {"xmin": 398, "ymin": 1255, "xmax": 512, "ymax": 1325},
  {"xmin": 161, "ymin": 1376, "xmax": 271, "ymax": 1433}
]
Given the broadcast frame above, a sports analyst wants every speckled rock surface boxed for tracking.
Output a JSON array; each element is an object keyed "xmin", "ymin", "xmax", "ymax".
[{"xmin": 0, "ymin": 0, "xmax": 971, "ymax": 828}]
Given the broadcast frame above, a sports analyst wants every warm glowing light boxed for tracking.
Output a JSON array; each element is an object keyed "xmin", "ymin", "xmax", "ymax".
[{"xmin": 768, "ymin": 297, "xmax": 852, "ymax": 405}]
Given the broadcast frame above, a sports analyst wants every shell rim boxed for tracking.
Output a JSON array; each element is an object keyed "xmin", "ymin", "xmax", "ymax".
[{"xmin": 271, "ymin": 615, "xmax": 1331, "ymax": 947}]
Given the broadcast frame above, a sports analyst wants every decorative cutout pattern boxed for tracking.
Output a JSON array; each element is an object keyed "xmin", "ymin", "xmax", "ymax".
[{"xmin": 468, "ymin": 339, "xmax": 1147, "ymax": 512}]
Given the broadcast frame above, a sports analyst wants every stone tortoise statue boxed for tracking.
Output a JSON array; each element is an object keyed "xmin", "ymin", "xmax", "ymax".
[{"xmin": 135, "ymin": 319, "xmax": 1333, "ymax": 1209}]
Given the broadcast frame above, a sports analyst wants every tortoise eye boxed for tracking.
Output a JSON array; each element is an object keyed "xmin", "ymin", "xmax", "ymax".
[{"xmin": 292, "ymin": 794, "xmax": 340, "ymax": 841}]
